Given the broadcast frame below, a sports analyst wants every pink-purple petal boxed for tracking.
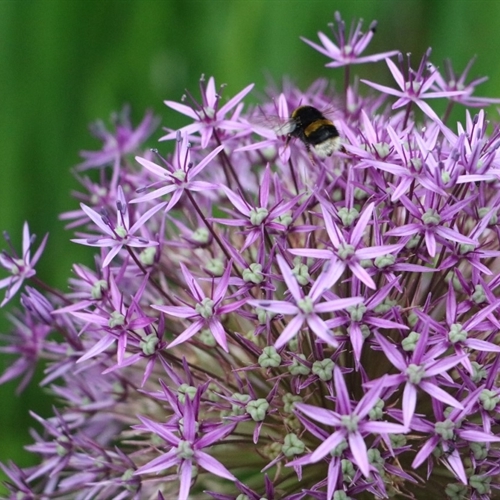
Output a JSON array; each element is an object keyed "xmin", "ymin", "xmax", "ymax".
[
  {"xmin": 195, "ymin": 450, "xmax": 236, "ymax": 481},
  {"xmin": 247, "ymin": 299, "xmax": 299, "ymax": 316},
  {"xmin": 274, "ymin": 315, "xmax": 305, "ymax": 349},
  {"xmin": 178, "ymin": 460, "xmax": 193, "ymax": 500},
  {"xmin": 310, "ymin": 431, "xmax": 345, "ymax": 463},
  {"xmin": 134, "ymin": 448, "xmax": 179, "ymax": 475},
  {"xmin": 167, "ymin": 319, "xmax": 205, "ymax": 349},
  {"xmin": 418, "ymin": 380, "xmax": 464, "ymax": 409},
  {"xmin": 348, "ymin": 431, "xmax": 371, "ymax": 478},
  {"xmin": 402, "ymin": 383, "xmax": 417, "ymax": 428},
  {"xmin": 276, "ymin": 254, "xmax": 302, "ymax": 302}
]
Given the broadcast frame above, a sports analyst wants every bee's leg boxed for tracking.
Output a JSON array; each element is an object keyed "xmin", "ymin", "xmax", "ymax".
[{"xmin": 306, "ymin": 144, "xmax": 316, "ymax": 166}]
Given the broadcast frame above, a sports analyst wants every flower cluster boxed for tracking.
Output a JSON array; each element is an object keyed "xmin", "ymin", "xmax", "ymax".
[{"xmin": 3, "ymin": 12, "xmax": 500, "ymax": 500}]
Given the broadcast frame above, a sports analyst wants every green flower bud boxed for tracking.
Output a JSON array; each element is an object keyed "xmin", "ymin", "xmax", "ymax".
[
  {"xmin": 338, "ymin": 207, "xmax": 359, "ymax": 227},
  {"xmin": 292, "ymin": 261, "xmax": 310, "ymax": 286},
  {"xmin": 257, "ymin": 308, "xmax": 275, "ymax": 324},
  {"xmin": 246, "ymin": 398, "xmax": 269, "ymax": 421},
  {"xmin": 258, "ymin": 346, "xmax": 281, "ymax": 368},
  {"xmin": 312, "ymin": 358, "xmax": 334, "ymax": 381},
  {"xmin": 108, "ymin": 310, "xmax": 125, "ymax": 328},
  {"xmin": 176, "ymin": 440, "xmax": 194, "ymax": 459},
  {"xmin": 402, "ymin": 331, "xmax": 420, "ymax": 351},
  {"xmin": 275, "ymin": 212, "xmax": 293, "ymax": 228},
  {"xmin": 198, "ymin": 328, "xmax": 216, "ymax": 347},
  {"xmin": 470, "ymin": 441, "xmax": 487, "ymax": 460},
  {"xmin": 139, "ymin": 247, "xmax": 156, "ymax": 266},
  {"xmin": 444, "ymin": 483, "xmax": 467, "ymax": 500},
  {"xmin": 434, "ymin": 419, "xmax": 455, "ymax": 440},
  {"xmin": 479, "ymin": 388, "xmax": 500, "ymax": 411},
  {"xmin": 249, "ymin": 207, "xmax": 269, "ymax": 225},
  {"xmin": 472, "ymin": 285, "xmax": 486, "ymax": 304},
  {"xmin": 178, "ymin": 384, "xmax": 197, "ymax": 403},
  {"xmin": 173, "ymin": 169, "xmax": 186, "ymax": 181},
  {"xmin": 373, "ymin": 142, "xmax": 390, "ymax": 158},
  {"xmin": 115, "ymin": 225, "xmax": 127, "ymax": 238},
  {"xmin": 91, "ymin": 279, "xmax": 108, "ymax": 300},
  {"xmin": 390, "ymin": 434, "xmax": 407, "ymax": 448},
  {"xmin": 195, "ymin": 297, "xmax": 214, "ymax": 319},
  {"xmin": 470, "ymin": 474, "xmax": 491, "ymax": 495},
  {"xmin": 368, "ymin": 398, "xmax": 384, "ymax": 420},
  {"xmin": 406, "ymin": 363, "xmax": 425, "ymax": 384},
  {"xmin": 471, "ymin": 362, "xmax": 487, "ymax": 383},
  {"xmin": 263, "ymin": 442, "xmax": 281, "ymax": 461},
  {"xmin": 231, "ymin": 393, "xmax": 251, "ymax": 416},
  {"xmin": 242, "ymin": 263, "xmax": 264, "ymax": 284},
  {"xmin": 422, "ymin": 209, "xmax": 441, "ymax": 226},
  {"xmin": 448, "ymin": 323, "xmax": 468, "ymax": 343},
  {"xmin": 192, "ymin": 227, "xmax": 210, "ymax": 244},
  {"xmin": 205, "ymin": 258, "xmax": 225, "ymax": 276},
  {"xmin": 354, "ymin": 187, "xmax": 368, "ymax": 200},
  {"xmin": 341, "ymin": 458, "xmax": 355, "ymax": 480},
  {"xmin": 348, "ymin": 303, "xmax": 367, "ymax": 321},
  {"xmin": 282, "ymin": 393, "xmax": 302, "ymax": 413},
  {"xmin": 333, "ymin": 491, "xmax": 353, "ymax": 500},
  {"xmin": 410, "ymin": 157, "xmax": 422, "ymax": 171},
  {"xmin": 288, "ymin": 354, "xmax": 310, "ymax": 376},
  {"xmin": 139, "ymin": 333, "xmax": 159, "ymax": 355},
  {"xmin": 373, "ymin": 298, "xmax": 397, "ymax": 314},
  {"xmin": 282, "ymin": 433, "xmax": 305, "ymax": 457},
  {"xmin": 330, "ymin": 439, "xmax": 348, "ymax": 457},
  {"xmin": 478, "ymin": 206, "xmax": 498, "ymax": 226},
  {"xmin": 374, "ymin": 254, "xmax": 396, "ymax": 268},
  {"xmin": 298, "ymin": 296, "xmax": 314, "ymax": 314},
  {"xmin": 338, "ymin": 243, "xmax": 355, "ymax": 260}
]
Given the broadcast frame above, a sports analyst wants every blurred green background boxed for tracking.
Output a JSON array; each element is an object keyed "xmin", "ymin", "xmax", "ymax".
[{"xmin": 1, "ymin": 0, "xmax": 500, "ymax": 492}]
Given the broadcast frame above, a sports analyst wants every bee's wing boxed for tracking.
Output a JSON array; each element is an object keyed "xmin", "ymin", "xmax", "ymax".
[
  {"xmin": 248, "ymin": 110, "xmax": 297, "ymax": 137},
  {"xmin": 321, "ymin": 105, "xmax": 338, "ymax": 121},
  {"xmin": 273, "ymin": 118, "xmax": 297, "ymax": 137}
]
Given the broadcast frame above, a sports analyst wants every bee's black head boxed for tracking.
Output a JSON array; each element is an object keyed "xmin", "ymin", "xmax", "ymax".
[{"xmin": 291, "ymin": 106, "xmax": 325, "ymax": 125}]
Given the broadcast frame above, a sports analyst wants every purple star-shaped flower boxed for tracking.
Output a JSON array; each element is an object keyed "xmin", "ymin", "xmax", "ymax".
[
  {"xmin": 152, "ymin": 262, "xmax": 246, "ymax": 352},
  {"xmin": 132, "ymin": 135, "xmax": 223, "ymax": 210},
  {"xmin": 372, "ymin": 328, "xmax": 466, "ymax": 428},
  {"xmin": 248, "ymin": 254, "xmax": 363, "ymax": 349},
  {"xmin": 0, "ymin": 222, "xmax": 48, "ymax": 307},
  {"xmin": 301, "ymin": 11, "xmax": 398, "ymax": 68},
  {"xmin": 161, "ymin": 76, "xmax": 254, "ymax": 148},
  {"xmin": 293, "ymin": 366, "xmax": 407, "ymax": 477},
  {"xmin": 72, "ymin": 185, "xmax": 165, "ymax": 267},
  {"xmin": 135, "ymin": 390, "xmax": 237, "ymax": 500},
  {"xmin": 290, "ymin": 202, "xmax": 401, "ymax": 289}
]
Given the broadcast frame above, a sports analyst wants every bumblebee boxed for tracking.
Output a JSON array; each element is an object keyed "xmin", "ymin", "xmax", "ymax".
[{"xmin": 280, "ymin": 105, "xmax": 341, "ymax": 159}]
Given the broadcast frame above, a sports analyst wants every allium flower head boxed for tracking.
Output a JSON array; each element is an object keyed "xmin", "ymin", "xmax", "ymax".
[
  {"xmin": 161, "ymin": 75, "xmax": 254, "ymax": 148},
  {"xmin": 431, "ymin": 56, "xmax": 500, "ymax": 109},
  {"xmin": 77, "ymin": 107, "xmax": 158, "ymax": 170},
  {"xmin": 72, "ymin": 185, "xmax": 165, "ymax": 267},
  {"xmin": 294, "ymin": 366, "xmax": 407, "ymax": 478},
  {"xmin": 134, "ymin": 387, "xmax": 237, "ymax": 500},
  {"xmin": 362, "ymin": 49, "xmax": 467, "ymax": 125},
  {"xmin": 3, "ymin": 12, "xmax": 500, "ymax": 500},
  {"xmin": 0, "ymin": 222, "xmax": 47, "ymax": 307},
  {"xmin": 302, "ymin": 11, "xmax": 398, "ymax": 68},
  {"xmin": 132, "ymin": 135, "xmax": 224, "ymax": 210}
]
